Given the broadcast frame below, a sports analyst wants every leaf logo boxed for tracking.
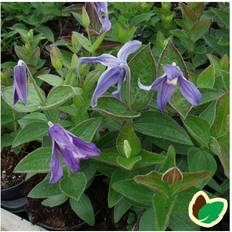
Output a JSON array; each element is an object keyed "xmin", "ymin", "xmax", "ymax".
[{"xmin": 188, "ymin": 191, "xmax": 228, "ymax": 228}]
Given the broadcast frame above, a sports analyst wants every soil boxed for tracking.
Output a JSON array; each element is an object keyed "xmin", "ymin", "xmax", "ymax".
[
  {"xmin": 25, "ymin": 175, "xmax": 129, "ymax": 230},
  {"xmin": 1, "ymin": 142, "xmax": 41, "ymax": 189}
]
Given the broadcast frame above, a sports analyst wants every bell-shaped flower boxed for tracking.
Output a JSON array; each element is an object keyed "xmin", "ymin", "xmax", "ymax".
[
  {"xmin": 78, "ymin": 40, "xmax": 142, "ymax": 106},
  {"xmin": 138, "ymin": 62, "xmax": 201, "ymax": 111},
  {"xmin": 13, "ymin": 60, "xmax": 28, "ymax": 105},
  {"xmin": 48, "ymin": 122, "xmax": 101, "ymax": 184},
  {"xmin": 92, "ymin": 2, "xmax": 111, "ymax": 33}
]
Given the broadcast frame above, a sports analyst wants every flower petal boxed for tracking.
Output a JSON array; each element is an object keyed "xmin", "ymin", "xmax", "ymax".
[
  {"xmin": 13, "ymin": 64, "xmax": 28, "ymax": 104},
  {"xmin": 117, "ymin": 40, "xmax": 142, "ymax": 63},
  {"xmin": 91, "ymin": 66, "xmax": 125, "ymax": 107},
  {"xmin": 49, "ymin": 142, "xmax": 63, "ymax": 184},
  {"xmin": 77, "ymin": 54, "xmax": 119, "ymax": 75},
  {"xmin": 163, "ymin": 64, "xmax": 183, "ymax": 81},
  {"xmin": 179, "ymin": 76, "xmax": 201, "ymax": 105},
  {"xmin": 71, "ymin": 136, "xmax": 101, "ymax": 159},
  {"xmin": 157, "ymin": 79, "xmax": 176, "ymax": 112},
  {"xmin": 60, "ymin": 147, "xmax": 80, "ymax": 173},
  {"xmin": 92, "ymin": 2, "xmax": 111, "ymax": 33},
  {"xmin": 112, "ymin": 76, "xmax": 124, "ymax": 100},
  {"xmin": 138, "ymin": 74, "xmax": 166, "ymax": 91}
]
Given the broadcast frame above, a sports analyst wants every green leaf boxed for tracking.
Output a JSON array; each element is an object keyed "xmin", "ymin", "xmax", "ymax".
[
  {"xmin": 14, "ymin": 147, "xmax": 51, "ymax": 173},
  {"xmin": 93, "ymin": 148, "xmax": 118, "ymax": 167},
  {"xmin": 134, "ymin": 111, "xmax": 193, "ymax": 145},
  {"xmin": 114, "ymin": 198, "xmax": 131, "ymax": 223},
  {"xmin": 200, "ymin": 88, "xmax": 224, "ymax": 105},
  {"xmin": 125, "ymin": 44, "xmax": 156, "ymax": 110},
  {"xmin": 70, "ymin": 193, "xmax": 95, "ymax": 226},
  {"xmin": 187, "ymin": 147, "xmax": 217, "ymax": 188},
  {"xmin": 59, "ymin": 172, "xmax": 87, "ymax": 201},
  {"xmin": 28, "ymin": 178, "xmax": 61, "ymax": 198},
  {"xmin": 197, "ymin": 65, "xmax": 215, "ymax": 88},
  {"xmin": 211, "ymin": 94, "xmax": 229, "ymax": 138},
  {"xmin": 1, "ymin": 84, "xmax": 43, "ymax": 113},
  {"xmin": 42, "ymin": 85, "xmax": 82, "ymax": 110},
  {"xmin": 94, "ymin": 97, "xmax": 141, "ymax": 119},
  {"xmin": 199, "ymin": 101, "xmax": 217, "ymax": 126},
  {"xmin": 191, "ymin": 19, "xmax": 211, "ymax": 42},
  {"xmin": 41, "ymin": 194, "xmax": 67, "ymax": 207},
  {"xmin": 157, "ymin": 39, "xmax": 188, "ymax": 78},
  {"xmin": 92, "ymin": 33, "xmax": 105, "ymax": 52},
  {"xmin": 18, "ymin": 112, "xmax": 47, "ymax": 128},
  {"xmin": 169, "ymin": 91, "xmax": 192, "ymax": 119},
  {"xmin": 72, "ymin": 32, "xmax": 93, "ymax": 53},
  {"xmin": 134, "ymin": 149, "xmax": 165, "ymax": 169},
  {"xmin": 71, "ymin": 117, "xmax": 102, "ymax": 142},
  {"xmin": 116, "ymin": 156, "xmax": 142, "ymax": 170},
  {"xmin": 183, "ymin": 116, "xmax": 211, "ymax": 147},
  {"xmin": 12, "ymin": 121, "xmax": 48, "ymax": 147},
  {"xmin": 112, "ymin": 179, "xmax": 153, "ymax": 207},
  {"xmin": 37, "ymin": 74, "xmax": 63, "ymax": 87},
  {"xmin": 152, "ymin": 193, "xmax": 176, "ymax": 231},
  {"xmin": 108, "ymin": 169, "xmax": 129, "ymax": 208},
  {"xmin": 198, "ymin": 202, "xmax": 225, "ymax": 223},
  {"xmin": 116, "ymin": 121, "xmax": 141, "ymax": 157},
  {"xmin": 210, "ymin": 135, "xmax": 229, "ymax": 178},
  {"xmin": 159, "ymin": 145, "xmax": 176, "ymax": 172},
  {"xmin": 37, "ymin": 25, "xmax": 54, "ymax": 42},
  {"xmin": 139, "ymin": 208, "xmax": 156, "ymax": 231}
]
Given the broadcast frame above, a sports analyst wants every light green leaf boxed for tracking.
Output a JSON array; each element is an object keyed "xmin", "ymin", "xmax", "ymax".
[
  {"xmin": 37, "ymin": 25, "xmax": 54, "ymax": 42},
  {"xmin": 187, "ymin": 147, "xmax": 217, "ymax": 188},
  {"xmin": 28, "ymin": 178, "xmax": 61, "ymax": 198},
  {"xmin": 134, "ymin": 111, "xmax": 193, "ymax": 145},
  {"xmin": 197, "ymin": 65, "xmax": 215, "ymax": 88},
  {"xmin": 183, "ymin": 116, "xmax": 211, "ymax": 147},
  {"xmin": 41, "ymin": 194, "xmax": 67, "ymax": 207},
  {"xmin": 14, "ymin": 147, "xmax": 51, "ymax": 173},
  {"xmin": 94, "ymin": 96, "xmax": 141, "ymax": 119},
  {"xmin": 59, "ymin": 172, "xmax": 87, "ymax": 201},
  {"xmin": 71, "ymin": 117, "xmax": 102, "ymax": 142},
  {"xmin": 12, "ymin": 121, "xmax": 48, "ymax": 147},
  {"xmin": 72, "ymin": 32, "xmax": 93, "ymax": 53},
  {"xmin": 70, "ymin": 193, "xmax": 95, "ymax": 226},
  {"xmin": 37, "ymin": 74, "xmax": 63, "ymax": 87}
]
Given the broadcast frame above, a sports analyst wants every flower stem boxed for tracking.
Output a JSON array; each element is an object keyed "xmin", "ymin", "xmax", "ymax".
[{"xmin": 11, "ymin": 109, "xmax": 17, "ymax": 132}]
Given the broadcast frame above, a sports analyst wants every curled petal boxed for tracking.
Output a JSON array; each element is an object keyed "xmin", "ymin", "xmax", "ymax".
[
  {"xmin": 179, "ymin": 76, "xmax": 201, "ymax": 105},
  {"xmin": 157, "ymin": 80, "xmax": 176, "ymax": 112},
  {"xmin": 163, "ymin": 64, "xmax": 183, "ymax": 81},
  {"xmin": 138, "ymin": 74, "xmax": 166, "ymax": 91},
  {"xmin": 13, "ymin": 64, "xmax": 28, "ymax": 105},
  {"xmin": 49, "ymin": 143, "xmax": 63, "ymax": 184},
  {"xmin": 71, "ymin": 136, "xmax": 101, "ymax": 159},
  {"xmin": 112, "ymin": 77, "xmax": 124, "ymax": 100},
  {"xmin": 61, "ymin": 147, "xmax": 80, "ymax": 173},
  {"xmin": 91, "ymin": 67, "xmax": 125, "ymax": 107},
  {"xmin": 117, "ymin": 40, "xmax": 142, "ymax": 63}
]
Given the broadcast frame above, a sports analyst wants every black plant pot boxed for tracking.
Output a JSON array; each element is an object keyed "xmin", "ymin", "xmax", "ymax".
[{"xmin": 1, "ymin": 181, "xmax": 26, "ymax": 213}]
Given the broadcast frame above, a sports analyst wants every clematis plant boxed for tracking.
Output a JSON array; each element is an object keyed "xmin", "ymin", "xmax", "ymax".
[
  {"xmin": 138, "ymin": 62, "xmax": 201, "ymax": 111},
  {"xmin": 13, "ymin": 60, "xmax": 28, "ymax": 105},
  {"xmin": 78, "ymin": 40, "xmax": 142, "ymax": 106},
  {"xmin": 48, "ymin": 121, "xmax": 101, "ymax": 184},
  {"xmin": 91, "ymin": 2, "xmax": 111, "ymax": 33}
]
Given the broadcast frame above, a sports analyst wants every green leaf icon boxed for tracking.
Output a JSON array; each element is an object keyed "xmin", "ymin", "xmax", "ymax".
[{"xmin": 198, "ymin": 202, "xmax": 225, "ymax": 223}]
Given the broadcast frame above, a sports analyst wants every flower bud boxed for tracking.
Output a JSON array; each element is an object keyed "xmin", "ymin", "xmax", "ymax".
[
  {"xmin": 161, "ymin": 167, "xmax": 183, "ymax": 184},
  {"xmin": 123, "ymin": 140, "xmax": 131, "ymax": 159}
]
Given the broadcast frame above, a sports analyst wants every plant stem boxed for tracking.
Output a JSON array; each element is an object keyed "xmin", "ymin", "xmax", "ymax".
[{"xmin": 11, "ymin": 109, "xmax": 17, "ymax": 132}]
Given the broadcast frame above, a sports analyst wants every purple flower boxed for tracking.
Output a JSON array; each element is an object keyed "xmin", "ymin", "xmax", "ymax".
[
  {"xmin": 13, "ymin": 60, "xmax": 28, "ymax": 105},
  {"xmin": 91, "ymin": 2, "xmax": 111, "ymax": 33},
  {"xmin": 48, "ymin": 122, "xmax": 101, "ymax": 184},
  {"xmin": 138, "ymin": 63, "xmax": 201, "ymax": 111},
  {"xmin": 78, "ymin": 40, "xmax": 142, "ymax": 106}
]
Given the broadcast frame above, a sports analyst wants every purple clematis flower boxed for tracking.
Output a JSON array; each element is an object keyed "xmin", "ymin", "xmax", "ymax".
[
  {"xmin": 91, "ymin": 2, "xmax": 111, "ymax": 33},
  {"xmin": 138, "ymin": 62, "xmax": 201, "ymax": 111},
  {"xmin": 48, "ymin": 122, "xmax": 101, "ymax": 184},
  {"xmin": 13, "ymin": 60, "xmax": 28, "ymax": 105},
  {"xmin": 78, "ymin": 40, "xmax": 142, "ymax": 106}
]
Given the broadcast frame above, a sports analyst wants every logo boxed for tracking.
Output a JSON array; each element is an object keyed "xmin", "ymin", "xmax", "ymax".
[{"xmin": 188, "ymin": 191, "xmax": 228, "ymax": 228}]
